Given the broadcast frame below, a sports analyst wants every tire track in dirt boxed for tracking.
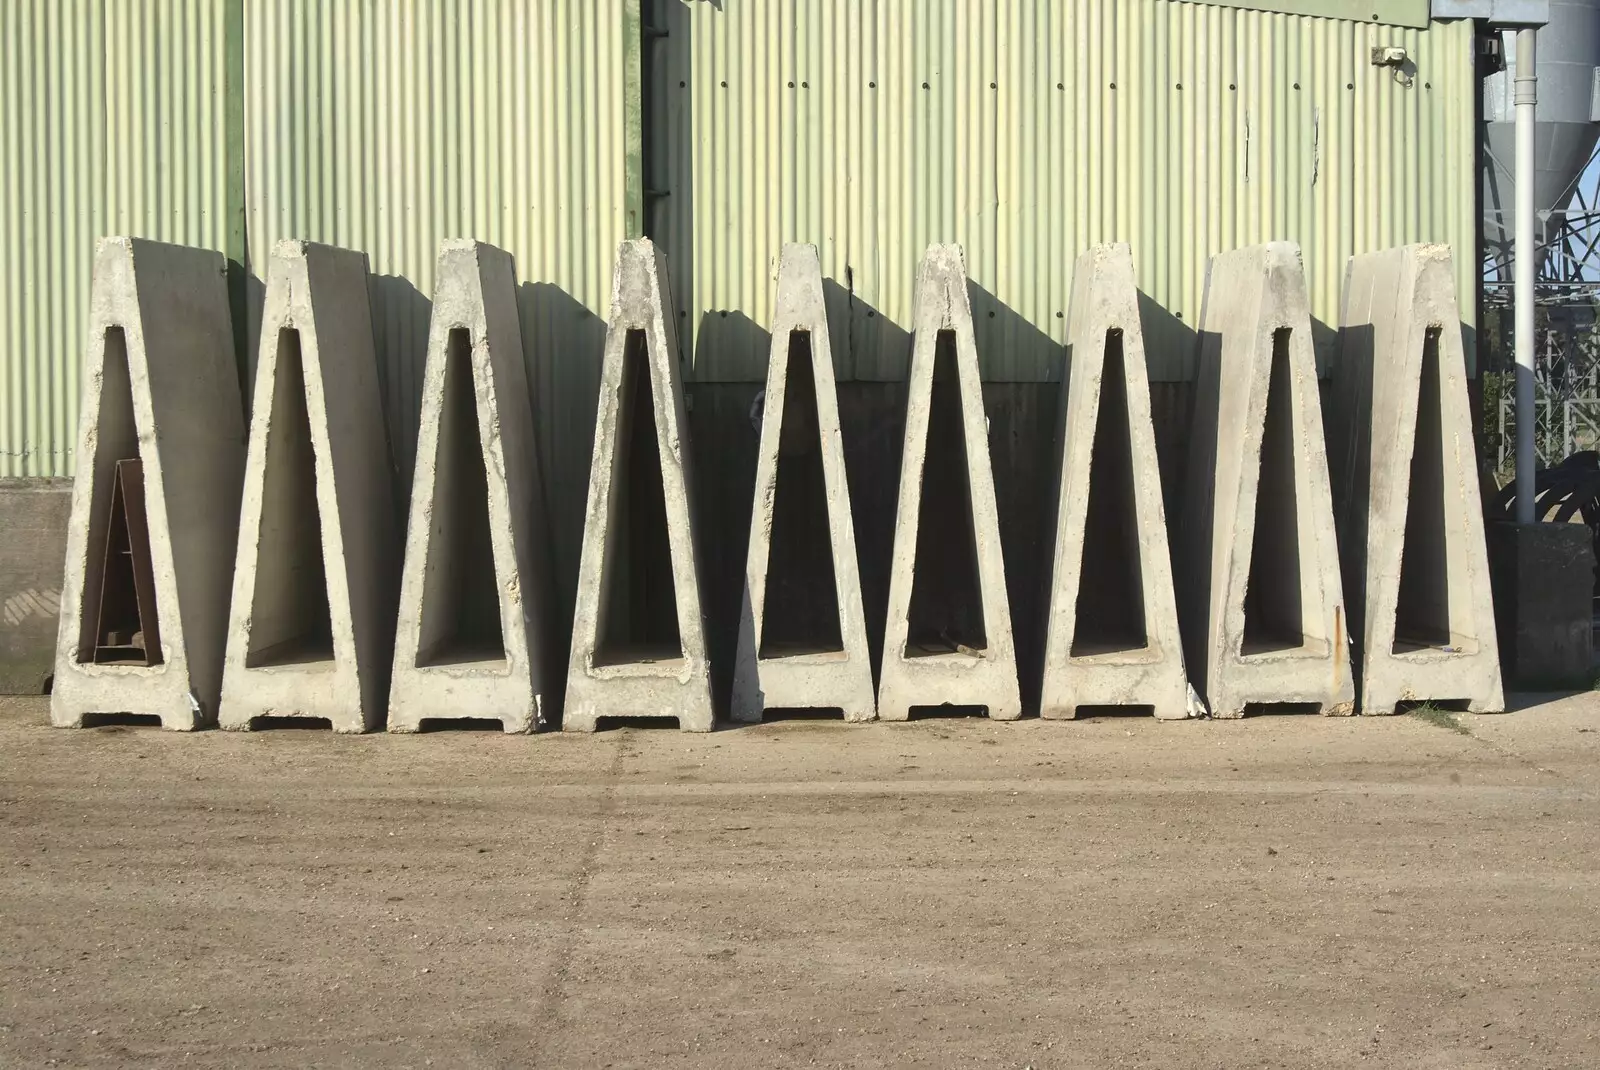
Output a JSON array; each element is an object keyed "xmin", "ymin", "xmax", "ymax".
[{"xmin": 523, "ymin": 727, "xmax": 631, "ymax": 1061}]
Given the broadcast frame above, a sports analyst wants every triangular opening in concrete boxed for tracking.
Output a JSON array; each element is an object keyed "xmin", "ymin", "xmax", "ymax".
[
  {"xmin": 1071, "ymin": 329, "xmax": 1148, "ymax": 657},
  {"xmin": 759, "ymin": 329, "xmax": 844, "ymax": 658},
  {"xmin": 1393, "ymin": 327, "xmax": 1454, "ymax": 653},
  {"xmin": 594, "ymin": 328, "xmax": 682, "ymax": 667},
  {"xmin": 244, "ymin": 328, "xmax": 336, "ymax": 669},
  {"xmin": 1242, "ymin": 327, "xmax": 1306, "ymax": 655},
  {"xmin": 77, "ymin": 328, "xmax": 163, "ymax": 667},
  {"xmin": 415, "ymin": 328, "xmax": 507, "ymax": 668},
  {"xmin": 906, "ymin": 329, "xmax": 987, "ymax": 657}
]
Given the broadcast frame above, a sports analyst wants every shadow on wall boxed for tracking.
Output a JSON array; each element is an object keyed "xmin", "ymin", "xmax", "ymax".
[
  {"xmin": 1137, "ymin": 290, "xmax": 1199, "ymax": 528},
  {"xmin": 369, "ymin": 274, "xmax": 430, "ymax": 502},
  {"xmin": 520, "ymin": 281, "xmax": 606, "ymax": 659}
]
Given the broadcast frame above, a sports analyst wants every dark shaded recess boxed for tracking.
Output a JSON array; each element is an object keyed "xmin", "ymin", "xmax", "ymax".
[
  {"xmin": 592, "ymin": 716, "xmax": 684, "ymax": 731},
  {"xmin": 759, "ymin": 330, "xmax": 844, "ymax": 657},
  {"xmin": 594, "ymin": 329, "xmax": 682, "ymax": 666},
  {"xmin": 1394, "ymin": 328, "xmax": 1454, "ymax": 652},
  {"xmin": 248, "ymin": 716, "xmax": 334, "ymax": 730},
  {"xmin": 1240, "ymin": 702, "xmax": 1324, "ymax": 716},
  {"xmin": 1072, "ymin": 330, "xmax": 1149, "ymax": 656},
  {"xmin": 79, "ymin": 713, "xmax": 162, "ymax": 728},
  {"xmin": 415, "ymin": 328, "xmax": 506, "ymax": 667},
  {"xmin": 907, "ymin": 704, "xmax": 989, "ymax": 719},
  {"xmin": 1242, "ymin": 328, "xmax": 1306, "ymax": 655},
  {"xmin": 906, "ymin": 330, "xmax": 988, "ymax": 656},
  {"xmin": 78, "ymin": 327, "xmax": 162, "ymax": 667},
  {"xmin": 759, "ymin": 707, "xmax": 847, "ymax": 721},
  {"xmin": 417, "ymin": 717, "xmax": 509, "ymax": 732},
  {"xmin": 245, "ymin": 329, "xmax": 335, "ymax": 669}
]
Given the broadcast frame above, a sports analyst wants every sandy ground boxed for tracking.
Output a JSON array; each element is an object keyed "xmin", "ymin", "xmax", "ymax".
[{"xmin": 0, "ymin": 695, "xmax": 1597, "ymax": 1069}]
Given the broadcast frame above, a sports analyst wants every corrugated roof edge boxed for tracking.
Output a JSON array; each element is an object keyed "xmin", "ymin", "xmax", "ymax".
[{"xmin": 1164, "ymin": 0, "xmax": 1430, "ymax": 29}]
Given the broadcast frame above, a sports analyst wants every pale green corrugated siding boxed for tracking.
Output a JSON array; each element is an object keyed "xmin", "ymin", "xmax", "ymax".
[
  {"xmin": 661, "ymin": 0, "xmax": 1478, "ymax": 381},
  {"xmin": 0, "ymin": 0, "xmax": 1482, "ymax": 471},
  {"xmin": 1, "ymin": 0, "xmax": 102, "ymax": 477},
  {"xmin": 0, "ymin": 0, "xmax": 235, "ymax": 478},
  {"xmin": 243, "ymin": 0, "xmax": 630, "ymax": 503}
]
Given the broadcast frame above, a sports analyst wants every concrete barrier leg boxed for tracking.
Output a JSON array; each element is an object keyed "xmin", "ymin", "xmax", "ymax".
[
  {"xmin": 1180, "ymin": 243, "xmax": 1354, "ymax": 718},
  {"xmin": 220, "ymin": 241, "xmax": 397, "ymax": 733},
  {"xmin": 877, "ymin": 245, "xmax": 1021, "ymax": 722},
  {"xmin": 562, "ymin": 239, "xmax": 713, "ymax": 733},
  {"xmin": 730, "ymin": 244, "xmax": 876, "ymax": 723},
  {"xmin": 51, "ymin": 238, "xmax": 245, "ymax": 730},
  {"xmin": 1330, "ymin": 245, "xmax": 1504, "ymax": 714},
  {"xmin": 388, "ymin": 241, "xmax": 556, "ymax": 734},
  {"xmin": 1040, "ymin": 244, "xmax": 1200, "ymax": 720}
]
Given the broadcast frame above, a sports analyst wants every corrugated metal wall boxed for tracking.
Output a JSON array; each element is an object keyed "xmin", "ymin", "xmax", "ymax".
[
  {"xmin": 1, "ymin": 0, "xmax": 101, "ymax": 478},
  {"xmin": 241, "ymin": 0, "xmax": 633, "ymax": 622},
  {"xmin": 2, "ymin": 0, "xmax": 1480, "ymax": 476},
  {"xmin": 243, "ymin": 0, "xmax": 631, "ymax": 494},
  {"xmin": 653, "ymin": 0, "xmax": 1478, "ymax": 382},
  {"xmin": 0, "ymin": 0, "xmax": 239, "ymax": 479}
]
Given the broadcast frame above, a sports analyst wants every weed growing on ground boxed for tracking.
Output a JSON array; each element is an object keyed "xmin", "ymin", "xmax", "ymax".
[{"xmin": 1410, "ymin": 703, "xmax": 1473, "ymax": 736}]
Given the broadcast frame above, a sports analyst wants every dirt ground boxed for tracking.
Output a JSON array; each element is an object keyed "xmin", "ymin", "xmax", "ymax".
[{"xmin": 1, "ymin": 695, "xmax": 1597, "ymax": 1069}]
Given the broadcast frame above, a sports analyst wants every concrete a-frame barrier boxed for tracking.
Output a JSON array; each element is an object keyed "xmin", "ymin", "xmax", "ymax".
[
  {"xmin": 877, "ymin": 245, "xmax": 1021, "ymax": 722},
  {"xmin": 1329, "ymin": 245, "xmax": 1504, "ymax": 714},
  {"xmin": 51, "ymin": 238, "xmax": 245, "ymax": 730},
  {"xmin": 220, "ymin": 241, "xmax": 397, "ymax": 732},
  {"xmin": 1180, "ymin": 243, "xmax": 1355, "ymax": 718},
  {"xmin": 730, "ymin": 244, "xmax": 875, "ymax": 723},
  {"xmin": 1040, "ymin": 244, "xmax": 1200, "ymax": 720},
  {"xmin": 563, "ymin": 239, "xmax": 713, "ymax": 733},
  {"xmin": 388, "ymin": 240, "xmax": 556, "ymax": 733}
]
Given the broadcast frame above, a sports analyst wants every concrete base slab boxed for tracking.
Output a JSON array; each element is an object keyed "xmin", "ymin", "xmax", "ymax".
[
  {"xmin": 1488, "ymin": 521, "xmax": 1595, "ymax": 690},
  {"xmin": 563, "ymin": 240, "xmax": 713, "ymax": 733},
  {"xmin": 388, "ymin": 241, "xmax": 555, "ymax": 734},
  {"xmin": 1180, "ymin": 243, "xmax": 1354, "ymax": 718},
  {"xmin": 1040, "ymin": 245, "xmax": 1199, "ymax": 720},
  {"xmin": 220, "ymin": 241, "xmax": 397, "ymax": 733},
  {"xmin": 1331, "ymin": 245, "xmax": 1504, "ymax": 714},
  {"xmin": 877, "ymin": 245, "xmax": 1021, "ymax": 722},
  {"xmin": 730, "ymin": 245, "xmax": 875, "ymax": 723},
  {"xmin": 50, "ymin": 238, "xmax": 245, "ymax": 730},
  {"xmin": 0, "ymin": 479, "xmax": 71, "ymax": 695}
]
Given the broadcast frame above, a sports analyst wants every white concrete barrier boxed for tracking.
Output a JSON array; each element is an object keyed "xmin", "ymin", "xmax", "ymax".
[
  {"xmin": 563, "ymin": 239, "xmax": 713, "ymax": 732},
  {"xmin": 220, "ymin": 241, "xmax": 397, "ymax": 732},
  {"xmin": 731, "ymin": 244, "xmax": 876, "ymax": 723},
  {"xmin": 1041, "ymin": 244, "xmax": 1200, "ymax": 720},
  {"xmin": 877, "ymin": 245, "xmax": 1021, "ymax": 722},
  {"xmin": 52, "ymin": 238, "xmax": 245, "ymax": 730},
  {"xmin": 388, "ymin": 240, "xmax": 557, "ymax": 733},
  {"xmin": 1180, "ymin": 243, "xmax": 1354, "ymax": 718},
  {"xmin": 1329, "ymin": 245, "xmax": 1504, "ymax": 714}
]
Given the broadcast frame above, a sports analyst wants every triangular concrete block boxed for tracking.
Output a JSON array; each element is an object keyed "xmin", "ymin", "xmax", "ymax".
[
  {"xmin": 220, "ymin": 240, "xmax": 398, "ymax": 732},
  {"xmin": 563, "ymin": 239, "xmax": 713, "ymax": 732},
  {"xmin": 388, "ymin": 240, "xmax": 556, "ymax": 733},
  {"xmin": 877, "ymin": 245, "xmax": 1021, "ymax": 722},
  {"xmin": 1330, "ymin": 245, "xmax": 1504, "ymax": 714},
  {"xmin": 51, "ymin": 238, "xmax": 245, "ymax": 730},
  {"xmin": 1041, "ymin": 244, "xmax": 1200, "ymax": 720},
  {"xmin": 1180, "ymin": 243, "xmax": 1354, "ymax": 718},
  {"xmin": 730, "ymin": 244, "xmax": 875, "ymax": 723}
]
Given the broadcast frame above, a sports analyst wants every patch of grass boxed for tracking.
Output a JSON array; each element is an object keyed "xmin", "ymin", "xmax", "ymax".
[{"xmin": 1409, "ymin": 703, "xmax": 1473, "ymax": 736}]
